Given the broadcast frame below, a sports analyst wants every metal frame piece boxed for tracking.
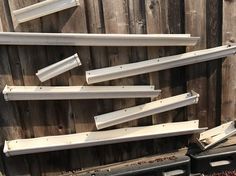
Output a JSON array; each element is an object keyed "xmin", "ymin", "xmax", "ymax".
[
  {"xmin": 3, "ymin": 120, "xmax": 206, "ymax": 156},
  {"xmin": 2, "ymin": 85, "xmax": 161, "ymax": 101},
  {"xmin": 0, "ymin": 32, "xmax": 199, "ymax": 46},
  {"xmin": 196, "ymin": 121, "xmax": 236, "ymax": 150},
  {"xmin": 94, "ymin": 91, "xmax": 199, "ymax": 130},
  {"xmin": 13, "ymin": 0, "xmax": 80, "ymax": 24},
  {"xmin": 36, "ymin": 53, "xmax": 81, "ymax": 82},
  {"xmin": 86, "ymin": 45, "xmax": 236, "ymax": 84}
]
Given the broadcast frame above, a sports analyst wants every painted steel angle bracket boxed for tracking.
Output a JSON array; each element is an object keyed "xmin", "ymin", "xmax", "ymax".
[
  {"xmin": 196, "ymin": 121, "xmax": 236, "ymax": 150},
  {"xmin": 0, "ymin": 32, "xmax": 199, "ymax": 46},
  {"xmin": 2, "ymin": 85, "xmax": 161, "ymax": 101},
  {"xmin": 94, "ymin": 90, "xmax": 199, "ymax": 130},
  {"xmin": 3, "ymin": 120, "xmax": 206, "ymax": 156},
  {"xmin": 12, "ymin": 0, "xmax": 80, "ymax": 24},
  {"xmin": 36, "ymin": 53, "xmax": 81, "ymax": 82},
  {"xmin": 86, "ymin": 45, "xmax": 236, "ymax": 84}
]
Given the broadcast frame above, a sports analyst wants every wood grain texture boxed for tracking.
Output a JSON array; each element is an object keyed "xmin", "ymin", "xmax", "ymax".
[
  {"xmin": 102, "ymin": 0, "xmax": 137, "ymax": 128},
  {"xmin": 145, "ymin": 0, "xmax": 186, "ymax": 124},
  {"xmin": 0, "ymin": 2, "xmax": 30, "ymax": 175},
  {"xmin": 145, "ymin": 0, "xmax": 187, "ymax": 152},
  {"xmin": 63, "ymin": 0, "xmax": 100, "ymax": 170},
  {"xmin": 206, "ymin": 0, "xmax": 222, "ymax": 128},
  {"xmin": 145, "ymin": 0, "xmax": 163, "ymax": 125},
  {"xmin": 128, "ymin": 0, "xmax": 151, "ymax": 126},
  {"xmin": 221, "ymin": 0, "xmax": 236, "ymax": 123},
  {"xmin": 39, "ymin": 1, "xmax": 73, "ymax": 175},
  {"xmin": 101, "ymin": 0, "xmax": 139, "ymax": 164},
  {"xmin": 185, "ymin": 0, "xmax": 207, "ymax": 127}
]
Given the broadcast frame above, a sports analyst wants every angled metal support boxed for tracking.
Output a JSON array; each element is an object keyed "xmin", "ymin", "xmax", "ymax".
[
  {"xmin": 2, "ymin": 85, "xmax": 160, "ymax": 101},
  {"xmin": 94, "ymin": 91, "xmax": 199, "ymax": 130},
  {"xmin": 3, "ymin": 120, "xmax": 206, "ymax": 156},
  {"xmin": 196, "ymin": 121, "xmax": 236, "ymax": 150},
  {"xmin": 86, "ymin": 45, "xmax": 236, "ymax": 84},
  {"xmin": 0, "ymin": 32, "xmax": 199, "ymax": 46},
  {"xmin": 12, "ymin": 0, "xmax": 80, "ymax": 24},
  {"xmin": 36, "ymin": 53, "xmax": 81, "ymax": 82}
]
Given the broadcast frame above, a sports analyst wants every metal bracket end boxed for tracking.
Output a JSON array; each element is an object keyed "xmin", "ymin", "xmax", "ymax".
[
  {"xmin": 3, "ymin": 141, "xmax": 10, "ymax": 157},
  {"xmin": 2, "ymin": 85, "xmax": 9, "ymax": 101},
  {"xmin": 86, "ymin": 71, "xmax": 92, "ymax": 84},
  {"xmin": 74, "ymin": 53, "xmax": 82, "ymax": 66},
  {"xmin": 227, "ymin": 44, "xmax": 236, "ymax": 55},
  {"xmin": 190, "ymin": 90, "xmax": 200, "ymax": 103}
]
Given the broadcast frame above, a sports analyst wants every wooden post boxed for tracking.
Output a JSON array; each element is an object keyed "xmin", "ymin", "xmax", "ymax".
[
  {"xmin": 221, "ymin": 0, "xmax": 236, "ymax": 123},
  {"xmin": 185, "ymin": 0, "xmax": 207, "ymax": 127}
]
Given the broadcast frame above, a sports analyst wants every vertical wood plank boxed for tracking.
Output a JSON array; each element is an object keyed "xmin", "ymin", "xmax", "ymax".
[
  {"xmin": 145, "ymin": 0, "xmax": 164, "ymax": 124},
  {"xmin": 145, "ymin": 0, "xmax": 187, "ymax": 152},
  {"xmin": 0, "ymin": 3, "xmax": 30, "ymax": 175},
  {"xmin": 127, "ymin": 0, "xmax": 153, "ymax": 158},
  {"xmin": 38, "ymin": 2, "xmax": 74, "ymax": 175},
  {"xmin": 102, "ymin": 0, "xmax": 136, "ymax": 126},
  {"xmin": 7, "ymin": 1, "xmax": 58, "ymax": 175},
  {"xmin": 221, "ymin": 0, "xmax": 236, "ymax": 123},
  {"xmin": 145, "ymin": 0, "xmax": 184, "ymax": 124},
  {"xmin": 206, "ymin": 0, "xmax": 222, "ymax": 128},
  {"xmin": 64, "ymin": 0, "xmax": 100, "ymax": 170},
  {"xmin": 128, "ymin": 0, "xmax": 150, "ymax": 125},
  {"xmin": 166, "ymin": 0, "xmax": 187, "ymax": 148},
  {"xmin": 85, "ymin": 0, "xmax": 116, "ymax": 166},
  {"xmin": 102, "ymin": 0, "xmax": 138, "ymax": 163},
  {"xmin": 185, "ymin": 0, "xmax": 207, "ymax": 127}
]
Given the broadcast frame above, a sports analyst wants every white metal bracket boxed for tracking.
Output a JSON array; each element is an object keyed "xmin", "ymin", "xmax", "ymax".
[
  {"xmin": 12, "ymin": 0, "xmax": 80, "ymax": 24},
  {"xmin": 94, "ymin": 91, "xmax": 199, "ymax": 130},
  {"xmin": 36, "ymin": 53, "xmax": 81, "ymax": 82},
  {"xmin": 3, "ymin": 120, "xmax": 206, "ymax": 156},
  {"xmin": 2, "ymin": 85, "xmax": 161, "ymax": 101},
  {"xmin": 196, "ymin": 121, "xmax": 236, "ymax": 150},
  {"xmin": 0, "ymin": 32, "xmax": 199, "ymax": 46},
  {"xmin": 86, "ymin": 45, "xmax": 236, "ymax": 84}
]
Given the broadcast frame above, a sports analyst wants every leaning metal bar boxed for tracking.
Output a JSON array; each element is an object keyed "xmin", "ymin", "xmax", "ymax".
[
  {"xmin": 94, "ymin": 91, "xmax": 199, "ymax": 130},
  {"xmin": 13, "ymin": 0, "xmax": 80, "ymax": 24},
  {"xmin": 86, "ymin": 45, "xmax": 236, "ymax": 84},
  {"xmin": 3, "ymin": 120, "xmax": 206, "ymax": 156}
]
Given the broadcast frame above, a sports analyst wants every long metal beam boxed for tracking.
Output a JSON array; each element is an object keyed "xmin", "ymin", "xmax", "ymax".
[
  {"xmin": 0, "ymin": 32, "xmax": 199, "ymax": 46},
  {"xmin": 196, "ymin": 121, "xmax": 236, "ymax": 150},
  {"xmin": 3, "ymin": 85, "xmax": 161, "ymax": 101},
  {"xmin": 36, "ymin": 53, "xmax": 81, "ymax": 82},
  {"xmin": 94, "ymin": 91, "xmax": 199, "ymax": 130},
  {"xmin": 3, "ymin": 120, "xmax": 206, "ymax": 156},
  {"xmin": 86, "ymin": 45, "xmax": 236, "ymax": 84},
  {"xmin": 12, "ymin": 0, "xmax": 80, "ymax": 24}
]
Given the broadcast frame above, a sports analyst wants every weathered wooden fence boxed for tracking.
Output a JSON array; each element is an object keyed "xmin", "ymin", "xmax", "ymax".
[{"xmin": 0, "ymin": 0, "xmax": 235, "ymax": 175}]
